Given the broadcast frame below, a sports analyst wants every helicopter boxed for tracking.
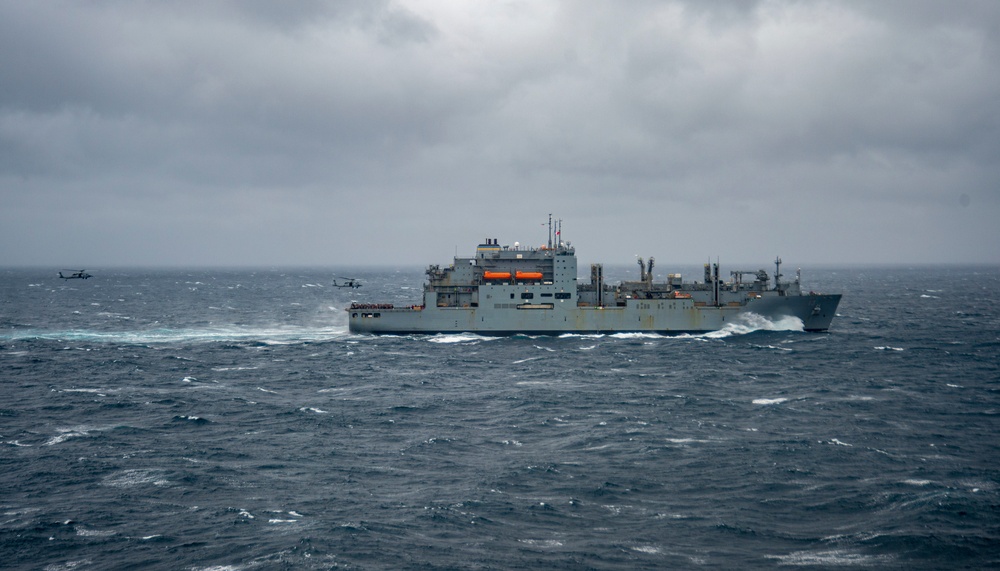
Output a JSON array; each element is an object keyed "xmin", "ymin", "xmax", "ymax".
[
  {"xmin": 332, "ymin": 277, "xmax": 362, "ymax": 288},
  {"xmin": 59, "ymin": 269, "xmax": 92, "ymax": 280}
]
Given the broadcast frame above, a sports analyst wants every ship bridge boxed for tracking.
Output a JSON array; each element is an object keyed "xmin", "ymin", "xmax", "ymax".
[{"xmin": 423, "ymin": 234, "xmax": 578, "ymax": 309}]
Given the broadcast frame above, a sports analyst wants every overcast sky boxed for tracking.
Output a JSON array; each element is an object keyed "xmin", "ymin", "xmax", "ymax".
[{"xmin": 2, "ymin": 0, "xmax": 998, "ymax": 268}]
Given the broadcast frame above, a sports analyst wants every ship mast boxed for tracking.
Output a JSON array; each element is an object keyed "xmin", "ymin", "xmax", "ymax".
[
  {"xmin": 547, "ymin": 213, "xmax": 553, "ymax": 249},
  {"xmin": 774, "ymin": 256, "xmax": 783, "ymax": 291}
]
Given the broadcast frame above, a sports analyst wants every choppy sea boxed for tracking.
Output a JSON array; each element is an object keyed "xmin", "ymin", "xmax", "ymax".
[{"xmin": 1, "ymin": 265, "xmax": 998, "ymax": 570}]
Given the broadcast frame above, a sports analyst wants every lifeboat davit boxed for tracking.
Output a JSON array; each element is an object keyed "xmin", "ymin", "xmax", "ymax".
[
  {"xmin": 483, "ymin": 271, "xmax": 511, "ymax": 280},
  {"xmin": 515, "ymin": 271, "xmax": 543, "ymax": 280}
]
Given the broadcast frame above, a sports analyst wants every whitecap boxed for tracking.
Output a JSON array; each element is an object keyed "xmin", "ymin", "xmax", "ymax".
[
  {"xmin": 610, "ymin": 332, "xmax": 666, "ymax": 339},
  {"xmin": 428, "ymin": 333, "xmax": 493, "ymax": 344},
  {"xmin": 76, "ymin": 527, "xmax": 116, "ymax": 537},
  {"xmin": 62, "ymin": 388, "xmax": 110, "ymax": 394},
  {"xmin": 631, "ymin": 545, "xmax": 661, "ymax": 554},
  {"xmin": 101, "ymin": 469, "xmax": 169, "ymax": 488},
  {"xmin": 767, "ymin": 549, "xmax": 892, "ymax": 566},
  {"xmin": 44, "ymin": 560, "xmax": 96, "ymax": 570},
  {"xmin": 902, "ymin": 479, "xmax": 931, "ymax": 486},
  {"xmin": 753, "ymin": 398, "xmax": 788, "ymax": 405},
  {"xmin": 874, "ymin": 346, "xmax": 905, "ymax": 351},
  {"xmin": 518, "ymin": 539, "xmax": 563, "ymax": 548},
  {"xmin": 829, "ymin": 439, "xmax": 853, "ymax": 447},
  {"xmin": 44, "ymin": 426, "xmax": 99, "ymax": 446}
]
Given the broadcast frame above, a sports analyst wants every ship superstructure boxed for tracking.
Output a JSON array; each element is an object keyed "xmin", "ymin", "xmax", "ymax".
[{"xmin": 348, "ymin": 220, "xmax": 840, "ymax": 335}]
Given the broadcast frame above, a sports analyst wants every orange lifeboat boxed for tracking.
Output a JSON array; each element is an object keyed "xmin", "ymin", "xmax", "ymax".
[
  {"xmin": 483, "ymin": 271, "xmax": 511, "ymax": 280},
  {"xmin": 672, "ymin": 292, "xmax": 692, "ymax": 299},
  {"xmin": 515, "ymin": 271, "xmax": 543, "ymax": 280}
]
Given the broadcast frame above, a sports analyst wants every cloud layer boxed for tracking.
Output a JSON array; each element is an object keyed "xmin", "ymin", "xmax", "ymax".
[{"xmin": 2, "ymin": 0, "xmax": 998, "ymax": 266}]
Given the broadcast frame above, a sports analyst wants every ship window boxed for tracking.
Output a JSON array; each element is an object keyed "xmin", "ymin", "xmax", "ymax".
[
  {"xmin": 541, "ymin": 293, "xmax": 553, "ymax": 297},
  {"xmin": 521, "ymin": 292, "xmax": 534, "ymax": 299},
  {"xmin": 555, "ymin": 292, "xmax": 571, "ymax": 300},
  {"xmin": 510, "ymin": 293, "xmax": 515, "ymax": 299}
]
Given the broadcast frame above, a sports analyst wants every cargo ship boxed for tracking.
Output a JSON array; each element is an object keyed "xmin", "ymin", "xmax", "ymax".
[{"xmin": 348, "ymin": 220, "xmax": 841, "ymax": 335}]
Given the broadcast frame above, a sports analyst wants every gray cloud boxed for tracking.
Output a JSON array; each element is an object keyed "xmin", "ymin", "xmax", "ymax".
[{"xmin": 1, "ymin": 0, "xmax": 997, "ymax": 267}]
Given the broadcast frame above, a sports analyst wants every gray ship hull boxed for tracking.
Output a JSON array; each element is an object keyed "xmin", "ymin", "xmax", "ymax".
[{"xmin": 349, "ymin": 292, "xmax": 841, "ymax": 335}]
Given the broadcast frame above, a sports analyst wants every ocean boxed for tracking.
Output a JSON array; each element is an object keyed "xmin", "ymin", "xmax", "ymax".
[{"xmin": 1, "ymin": 265, "xmax": 998, "ymax": 570}]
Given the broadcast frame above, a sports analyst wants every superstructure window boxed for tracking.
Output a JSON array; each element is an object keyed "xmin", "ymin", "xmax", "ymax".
[
  {"xmin": 521, "ymin": 292, "xmax": 534, "ymax": 299},
  {"xmin": 555, "ymin": 292, "xmax": 571, "ymax": 300}
]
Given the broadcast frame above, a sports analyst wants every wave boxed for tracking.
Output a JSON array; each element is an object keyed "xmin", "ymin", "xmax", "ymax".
[
  {"xmin": 753, "ymin": 397, "xmax": 789, "ymax": 405},
  {"xmin": 767, "ymin": 549, "xmax": 894, "ymax": 566},
  {"xmin": 701, "ymin": 313, "xmax": 805, "ymax": 338},
  {"xmin": 610, "ymin": 332, "xmax": 668, "ymax": 339},
  {"xmin": 426, "ymin": 333, "xmax": 498, "ymax": 344}
]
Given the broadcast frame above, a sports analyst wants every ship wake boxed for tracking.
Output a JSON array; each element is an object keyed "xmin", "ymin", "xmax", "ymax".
[{"xmin": 1, "ymin": 326, "xmax": 350, "ymax": 345}]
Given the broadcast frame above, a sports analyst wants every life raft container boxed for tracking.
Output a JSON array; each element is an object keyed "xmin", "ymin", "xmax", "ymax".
[{"xmin": 515, "ymin": 271, "xmax": 543, "ymax": 280}]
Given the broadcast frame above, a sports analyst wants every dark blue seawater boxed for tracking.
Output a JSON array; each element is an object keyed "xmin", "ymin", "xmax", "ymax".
[{"xmin": 2, "ymin": 266, "xmax": 998, "ymax": 570}]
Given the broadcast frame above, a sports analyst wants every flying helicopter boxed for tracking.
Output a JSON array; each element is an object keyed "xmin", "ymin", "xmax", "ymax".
[
  {"xmin": 332, "ymin": 277, "xmax": 362, "ymax": 288},
  {"xmin": 59, "ymin": 269, "xmax": 93, "ymax": 280}
]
